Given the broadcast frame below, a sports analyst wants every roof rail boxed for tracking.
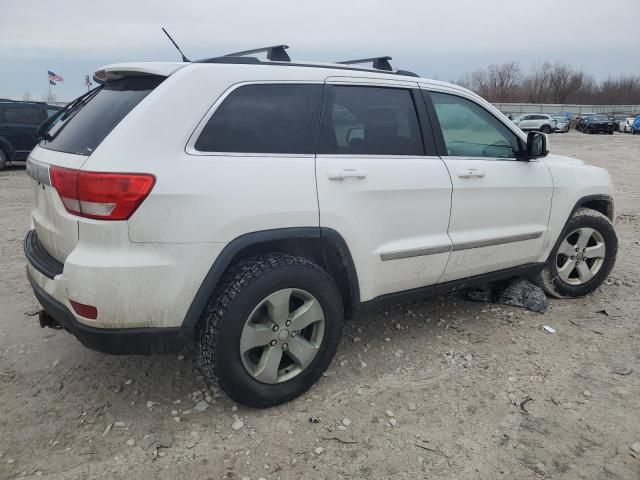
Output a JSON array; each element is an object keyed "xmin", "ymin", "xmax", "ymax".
[
  {"xmin": 337, "ymin": 56, "xmax": 393, "ymax": 71},
  {"xmin": 223, "ymin": 45, "xmax": 291, "ymax": 62}
]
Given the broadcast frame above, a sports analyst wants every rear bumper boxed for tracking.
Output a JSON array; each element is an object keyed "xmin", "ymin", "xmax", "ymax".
[
  {"xmin": 24, "ymin": 229, "xmax": 192, "ymax": 355},
  {"xmin": 27, "ymin": 269, "xmax": 190, "ymax": 355}
]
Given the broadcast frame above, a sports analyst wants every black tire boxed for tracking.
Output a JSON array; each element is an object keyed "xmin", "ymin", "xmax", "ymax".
[
  {"xmin": 0, "ymin": 148, "xmax": 7, "ymax": 171},
  {"xmin": 541, "ymin": 125, "xmax": 551, "ymax": 134},
  {"xmin": 196, "ymin": 253, "xmax": 344, "ymax": 408},
  {"xmin": 608, "ymin": 128, "xmax": 614, "ymax": 135},
  {"xmin": 534, "ymin": 208, "xmax": 617, "ymax": 298}
]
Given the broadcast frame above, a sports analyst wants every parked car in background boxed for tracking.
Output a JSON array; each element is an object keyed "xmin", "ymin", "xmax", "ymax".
[
  {"xmin": 0, "ymin": 100, "xmax": 61, "ymax": 170},
  {"xmin": 576, "ymin": 113, "xmax": 596, "ymax": 132},
  {"xmin": 611, "ymin": 114, "xmax": 628, "ymax": 132},
  {"xmin": 632, "ymin": 116, "xmax": 640, "ymax": 134},
  {"xmin": 620, "ymin": 117, "xmax": 635, "ymax": 133},
  {"xmin": 582, "ymin": 114, "xmax": 614, "ymax": 134},
  {"xmin": 552, "ymin": 115, "xmax": 570, "ymax": 133},
  {"xmin": 512, "ymin": 114, "xmax": 557, "ymax": 133}
]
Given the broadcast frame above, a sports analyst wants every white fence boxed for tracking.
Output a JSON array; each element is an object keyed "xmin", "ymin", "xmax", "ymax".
[{"xmin": 493, "ymin": 103, "xmax": 640, "ymax": 116}]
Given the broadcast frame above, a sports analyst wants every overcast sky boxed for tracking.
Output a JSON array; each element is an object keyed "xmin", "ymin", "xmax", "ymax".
[{"xmin": 1, "ymin": 0, "xmax": 639, "ymax": 101}]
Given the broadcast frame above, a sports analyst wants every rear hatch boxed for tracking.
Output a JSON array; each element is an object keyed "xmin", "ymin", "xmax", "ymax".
[{"xmin": 28, "ymin": 67, "xmax": 175, "ymax": 263}]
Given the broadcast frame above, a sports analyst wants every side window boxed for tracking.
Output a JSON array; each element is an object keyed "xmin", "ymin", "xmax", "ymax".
[
  {"xmin": 430, "ymin": 92, "xmax": 520, "ymax": 159},
  {"xmin": 317, "ymin": 85, "xmax": 424, "ymax": 156},
  {"xmin": 4, "ymin": 107, "xmax": 42, "ymax": 125},
  {"xmin": 194, "ymin": 84, "xmax": 322, "ymax": 154},
  {"xmin": 46, "ymin": 108, "xmax": 60, "ymax": 118}
]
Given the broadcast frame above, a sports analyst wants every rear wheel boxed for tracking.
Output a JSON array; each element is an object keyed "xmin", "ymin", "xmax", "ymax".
[
  {"xmin": 534, "ymin": 208, "xmax": 617, "ymax": 298},
  {"xmin": 196, "ymin": 253, "xmax": 344, "ymax": 408},
  {"xmin": 0, "ymin": 149, "xmax": 7, "ymax": 171},
  {"xmin": 541, "ymin": 125, "xmax": 551, "ymax": 134}
]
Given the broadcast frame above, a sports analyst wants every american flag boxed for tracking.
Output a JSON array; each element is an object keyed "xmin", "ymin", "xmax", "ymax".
[{"xmin": 48, "ymin": 70, "xmax": 64, "ymax": 83}]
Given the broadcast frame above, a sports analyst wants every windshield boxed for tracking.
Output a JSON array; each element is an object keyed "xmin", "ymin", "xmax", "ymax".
[{"xmin": 40, "ymin": 76, "xmax": 164, "ymax": 156}]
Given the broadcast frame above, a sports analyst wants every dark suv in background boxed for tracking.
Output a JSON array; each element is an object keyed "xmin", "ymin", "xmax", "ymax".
[
  {"xmin": 0, "ymin": 100, "xmax": 61, "ymax": 170},
  {"xmin": 581, "ymin": 114, "xmax": 614, "ymax": 135}
]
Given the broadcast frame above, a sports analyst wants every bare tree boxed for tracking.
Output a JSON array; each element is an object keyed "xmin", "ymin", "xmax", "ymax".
[
  {"xmin": 522, "ymin": 62, "xmax": 552, "ymax": 103},
  {"xmin": 456, "ymin": 62, "xmax": 521, "ymax": 102},
  {"xmin": 548, "ymin": 63, "xmax": 584, "ymax": 104},
  {"xmin": 456, "ymin": 61, "xmax": 640, "ymax": 107},
  {"xmin": 22, "ymin": 92, "xmax": 33, "ymax": 101},
  {"xmin": 489, "ymin": 62, "xmax": 521, "ymax": 102}
]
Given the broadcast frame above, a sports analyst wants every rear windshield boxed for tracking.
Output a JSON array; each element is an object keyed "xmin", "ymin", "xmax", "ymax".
[{"xmin": 40, "ymin": 76, "xmax": 164, "ymax": 156}]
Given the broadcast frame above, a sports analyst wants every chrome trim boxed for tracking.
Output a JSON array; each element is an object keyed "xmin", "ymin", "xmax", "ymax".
[
  {"xmin": 452, "ymin": 231, "xmax": 544, "ymax": 252},
  {"xmin": 380, "ymin": 244, "xmax": 451, "ymax": 261},
  {"xmin": 26, "ymin": 158, "xmax": 51, "ymax": 186}
]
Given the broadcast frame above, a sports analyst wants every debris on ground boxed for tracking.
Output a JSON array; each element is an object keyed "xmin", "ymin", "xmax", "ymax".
[
  {"xmin": 231, "ymin": 419, "xmax": 244, "ymax": 431},
  {"xmin": 465, "ymin": 277, "xmax": 548, "ymax": 313},
  {"xmin": 443, "ymin": 351, "xmax": 473, "ymax": 368},
  {"xmin": 612, "ymin": 367, "xmax": 633, "ymax": 376},
  {"xmin": 543, "ymin": 325, "xmax": 556, "ymax": 334},
  {"xmin": 141, "ymin": 433, "xmax": 172, "ymax": 459}
]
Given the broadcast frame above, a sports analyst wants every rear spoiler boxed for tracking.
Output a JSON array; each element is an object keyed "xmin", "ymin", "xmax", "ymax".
[{"xmin": 93, "ymin": 62, "xmax": 186, "ymax": 84}]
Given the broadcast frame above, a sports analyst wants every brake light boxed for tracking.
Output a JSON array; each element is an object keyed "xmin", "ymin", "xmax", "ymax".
[{"xmin": 50, "ymin": 167, "xmax": 155, "ymax": 220}]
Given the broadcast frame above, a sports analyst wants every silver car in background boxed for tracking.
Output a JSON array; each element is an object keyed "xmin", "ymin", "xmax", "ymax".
[
  {"xmin": 553, "ymin": 115, "xmax": 570, "ymax": 133},
  {"xmin": 512, "ymin": 114, "xmax": 557, "ymax": 134}
]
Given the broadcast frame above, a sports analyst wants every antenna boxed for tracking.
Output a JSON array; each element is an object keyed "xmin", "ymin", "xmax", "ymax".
[{"xmin": 161, "ymin": 27, "xmax": 190, "ymax": 62}]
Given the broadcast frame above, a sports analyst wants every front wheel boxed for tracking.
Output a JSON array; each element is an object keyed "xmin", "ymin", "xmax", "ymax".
[
  {"xmin": 0, "ymin": 149, "xmax": 7, "ymax": 171},
  {"xmin": 541, "ymin": 125, "xmax": 551, "ymax": 134},
  {"xmin": 196, "ymin": 253, "xmax": 344, "ymax": 408},
  {"xmin": 534, "ymin": 208, "xmax": 617, "ymax": 298}
]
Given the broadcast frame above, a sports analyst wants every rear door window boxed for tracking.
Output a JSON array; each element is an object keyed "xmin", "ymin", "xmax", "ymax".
[
  {"xmin": 194, "ymin": 84, "xmax": 323, "ymax": 154},
  {"xmin": 3, "ymin": 107, "xmax": 43, "ymax": 125},
  {"xmin": 317, "ymin": 85, "xmax": 424, "ymax": 156},
  {"xmin": 41, "ymin": 76, "xmax": 164, "ymax": 156}
]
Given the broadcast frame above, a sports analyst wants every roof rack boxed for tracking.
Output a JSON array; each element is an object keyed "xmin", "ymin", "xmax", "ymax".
[
  {"xmin": 223, "ymin": 45, "xmax": 291, "ymax": 62},
  {"xmin": 337, "ymin": 56, "xmax": 393, "ymax": 71},
  {"xmin": 193, "ymin": 47, "xmax": 419, "ymax": 77}
]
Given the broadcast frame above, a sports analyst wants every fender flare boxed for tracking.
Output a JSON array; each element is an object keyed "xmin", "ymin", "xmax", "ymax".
[
  {"xmin": 181, "ymin": 227, "xmax": 360, "ymax": 333},
  {"xmin": 0, "ymin": 137, "xmax": 16, "ymax": 161},
  {"xmin": 570, "ymin": 194, "xmax": 614, "ymax": 220}
]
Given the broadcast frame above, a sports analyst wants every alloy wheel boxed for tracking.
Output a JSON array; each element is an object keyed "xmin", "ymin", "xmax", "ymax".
[
  {"xmin": 239, "ymin": 288, "xmax": 325, "ymax": 384},
  {"xmin": 556, "ymin": 227, "xmax": 606, "ymax": 285}
]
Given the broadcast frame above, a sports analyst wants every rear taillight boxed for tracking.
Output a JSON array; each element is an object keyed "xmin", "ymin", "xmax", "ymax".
[{"xmin": 49, "ymin": 166, "xmax": 155, "ymax": 220}]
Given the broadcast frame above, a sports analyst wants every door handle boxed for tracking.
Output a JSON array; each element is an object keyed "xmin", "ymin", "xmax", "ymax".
[
  {"xmin": 327, "ymin": 169, "xmax": 367, "ymax": 181},
  {"xmin": 457, "ymin": 168, "xmax": 485, "ymax": 178}
]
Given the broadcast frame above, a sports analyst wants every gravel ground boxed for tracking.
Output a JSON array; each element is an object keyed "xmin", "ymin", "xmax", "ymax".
[{"xmin": 1, "ymin": 131, "xmax": 639, "ymax": 480}]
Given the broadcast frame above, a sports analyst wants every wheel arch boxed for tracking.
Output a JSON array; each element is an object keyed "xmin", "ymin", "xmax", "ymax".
[
  {"xmin": 573, "ymin": 194, "xmax": 615, "ymax": 221},
  {"xmin": 181, "ymin": 227, "xmax": 360, "ymax": 334}
]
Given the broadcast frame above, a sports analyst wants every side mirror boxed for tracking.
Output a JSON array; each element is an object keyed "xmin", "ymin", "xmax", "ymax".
[{"xmin": 526, "ymin": 131, "xmax": 548, "ymax": 159}]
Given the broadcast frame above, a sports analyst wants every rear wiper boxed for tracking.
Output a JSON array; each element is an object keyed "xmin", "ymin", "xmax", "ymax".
[{"xmin": 38, "ymin": 87, "xmax": 102, "ymax": 141}]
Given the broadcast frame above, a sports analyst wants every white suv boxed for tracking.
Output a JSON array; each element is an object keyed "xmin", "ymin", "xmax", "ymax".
[
  {"xmin": 25, "ymin": 49, "xmax": 618, "ymax": 407},
  {"xmin": 512, "ymin": 114, "xmax": 557, "ymax": 134}
]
